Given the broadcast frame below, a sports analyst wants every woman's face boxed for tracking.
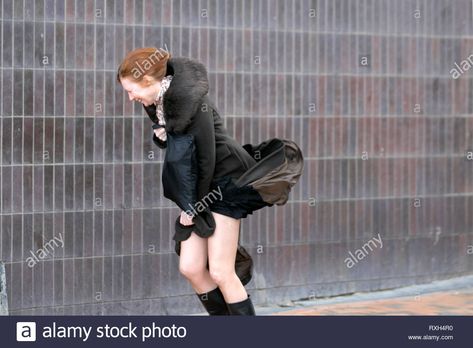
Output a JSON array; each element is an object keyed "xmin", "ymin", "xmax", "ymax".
[{"xmin": 120, "ymin": 75, "xmax": 161, "ymax": 107}]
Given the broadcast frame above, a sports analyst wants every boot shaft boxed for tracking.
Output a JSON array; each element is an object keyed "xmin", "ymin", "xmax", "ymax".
[
  {"xmin": 226, "ymin": 294, "xmax": 256, "ymax": 315},
  {"xmin": 196, "ymin": 287, "xmax": 229, "ymax": 315}
]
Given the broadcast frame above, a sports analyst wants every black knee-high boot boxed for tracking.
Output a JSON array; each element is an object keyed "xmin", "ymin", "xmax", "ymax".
[
  {"xmin": 196, "ymin": 287, "xmax": 230, "ymax": 315},
  {"xmin": 226, "ymin": 294, "xmax": 256, "ymax": 315}
]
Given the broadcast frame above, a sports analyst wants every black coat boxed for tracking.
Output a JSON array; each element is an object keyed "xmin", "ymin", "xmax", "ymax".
[
  {"xmin": 143, "ymin": 57, "xmax": 304, "ymax": 237},
  {"xmin": 144, "ymin": 57, "xmax": 256, "ymax": 201}
]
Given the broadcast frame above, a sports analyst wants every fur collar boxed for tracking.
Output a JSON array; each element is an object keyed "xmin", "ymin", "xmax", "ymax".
[{"xmin": 143, "ymin": 57, "xmax": 209, "ymax": 133}]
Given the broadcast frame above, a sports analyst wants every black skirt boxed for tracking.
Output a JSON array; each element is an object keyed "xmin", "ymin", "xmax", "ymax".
[
  {"xmin": 172, "ymin": 175, "xmax": 272, "ymax": 245},
  {"xmin": 207, "ymin": 175, "xmax": 272, "ymax": 219}
]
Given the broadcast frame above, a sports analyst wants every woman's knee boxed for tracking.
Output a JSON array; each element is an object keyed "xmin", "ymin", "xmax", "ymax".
[
  {"xmin": 208, "ymin": 264, "xmax": 237, "ymax": 285},
  {"xmin": 207, "ymin": 213, "xmax": 240, "ymax": 285},
  {"xmin": 179, "ymin": 232, "xmax": 208, "ymax": 280},
  {"xmin": 179, "ymin": 260, "xmax": 207, "ymax": 280}
]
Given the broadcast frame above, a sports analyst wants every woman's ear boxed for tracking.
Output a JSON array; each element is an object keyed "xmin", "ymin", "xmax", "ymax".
[{"xmin": 143, "ymin": 74, "xmax": 154, "ymax": 86}]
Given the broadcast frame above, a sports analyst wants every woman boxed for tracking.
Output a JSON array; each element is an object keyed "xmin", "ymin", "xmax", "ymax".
[{"xmin": 117, "ymin": 47, "xmax": 304, "ymax": 315}]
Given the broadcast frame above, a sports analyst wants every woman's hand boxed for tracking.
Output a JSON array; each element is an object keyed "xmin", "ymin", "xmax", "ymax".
[
  {"xmin": 154, "ymin": 127, "xmax": 166, "ymax": 141},
  {"xmin": 180, "ymin": 211, "xmax": 195, "ymax": 226}
]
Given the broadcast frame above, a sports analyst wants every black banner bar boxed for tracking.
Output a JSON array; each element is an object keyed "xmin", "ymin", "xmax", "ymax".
[{"xmin": 1, "ymin": 316, "xmax": 470, "ymax": 347}]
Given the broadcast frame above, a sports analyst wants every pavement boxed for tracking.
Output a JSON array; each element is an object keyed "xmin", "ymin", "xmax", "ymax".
[{"xmin": 255, "ymin": 275, "xmax": 473, "ymax": 315}]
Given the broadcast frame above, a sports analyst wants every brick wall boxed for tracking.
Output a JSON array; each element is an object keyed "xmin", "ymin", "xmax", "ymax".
[{"xmin": 1, "ymin": 0, "xmax": 472, "ymax": 314}]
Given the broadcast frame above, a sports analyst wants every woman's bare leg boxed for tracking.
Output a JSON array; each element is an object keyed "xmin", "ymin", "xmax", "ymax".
[
  {"xmin": 179, "ymin": 231, "xmax": 218, "ymax": 293},
  {"xmin": 207, "ymin": 212, "xmax": 248, "ymax": 303}
]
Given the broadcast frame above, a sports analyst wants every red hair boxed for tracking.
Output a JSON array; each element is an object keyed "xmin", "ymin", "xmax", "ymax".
[{"xmin": 116, "ymin": 47, "xmax": 171, "ymax": 84}]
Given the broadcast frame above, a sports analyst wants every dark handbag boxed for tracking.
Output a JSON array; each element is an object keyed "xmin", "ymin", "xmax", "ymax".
[
  {"xmin": 234, "ymin": 244, "xmax": 253, "ymax": 286},
  {"xmin": 162, "ymin": 132, "xmax": 198, "ymax": 212},
  {"xmin": 233, "ymin": 224, "xmax": 253, "ymax": 286}
]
